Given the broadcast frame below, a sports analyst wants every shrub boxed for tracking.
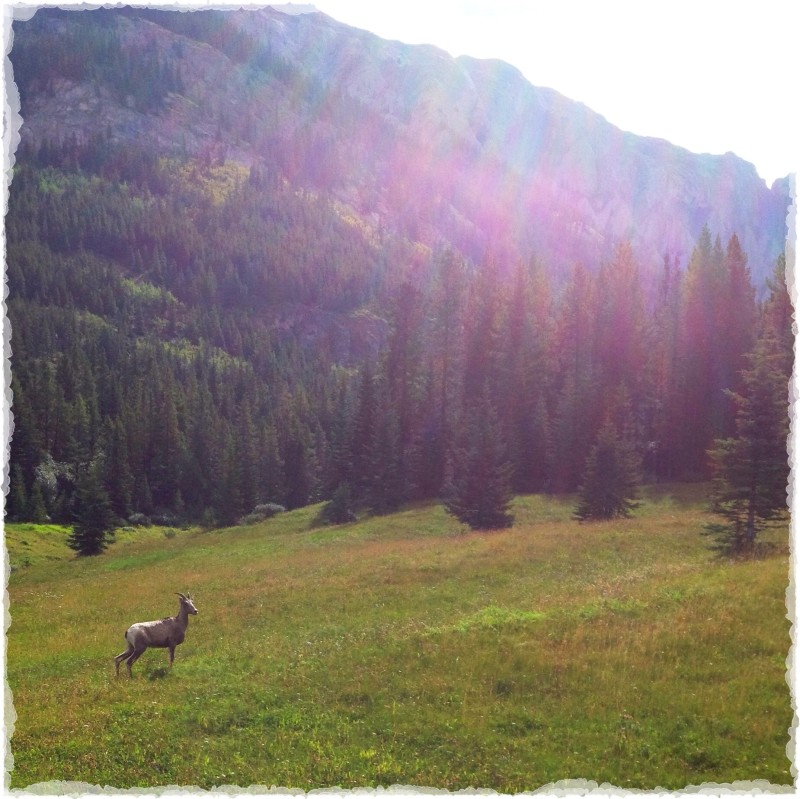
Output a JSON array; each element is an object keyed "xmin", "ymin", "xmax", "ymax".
[
  {"xmin": 238, "ymin": 503, "xmax": 286, "ymax": 526},
  {"xmin": 151, "ymin": 511, "xmax": 180, "ymax": 527},
  {"xmin": 320, "ymin": 483, "xmax": 357, "ymax": 525},
  {"xmin": 201, "ymin": 508, "xmax": 219, "ymax": 530}
]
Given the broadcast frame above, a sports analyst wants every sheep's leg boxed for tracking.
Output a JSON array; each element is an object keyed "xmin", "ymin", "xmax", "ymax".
[
  {"xmin": 126, "ymin": 646, "xmax": 147, "ymax": 677},
  {"xmin": 114, "ymin": 643, "xmax": 134, "ymax": 677},
  {"xmin": 168, "ymin": 646, "xmax": 175, "ymax": 668}
]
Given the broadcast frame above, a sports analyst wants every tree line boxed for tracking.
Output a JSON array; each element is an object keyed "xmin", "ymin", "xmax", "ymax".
[{"xmin": 6, "ymin": 137, "xmax": 792, "ymax": 555}]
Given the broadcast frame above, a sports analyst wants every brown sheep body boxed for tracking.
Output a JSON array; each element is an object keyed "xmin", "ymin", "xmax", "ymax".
[{"xmin": 114, "ymin": 593, "xmax": 198, "ymax": 677}]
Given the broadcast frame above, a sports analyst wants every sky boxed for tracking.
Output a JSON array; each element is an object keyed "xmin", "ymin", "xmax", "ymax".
[{"xmin": 312, "ymin": 0, "xmax": 798, "ymax": 187}]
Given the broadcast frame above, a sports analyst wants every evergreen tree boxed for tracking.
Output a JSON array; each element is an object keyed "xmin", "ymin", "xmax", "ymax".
[
  {"xmin": 281, "ymin": 413, "xmax": 313, "ymax": 511},
  {"xmin": 364, "ymin": 398, "xmax": 404, "ymax": 515},
  {"xmin": 551, "ymin": 261, "xmax": 599, "ymax": 490},
  {"xmin": 28, "ymin": 479, "xmax": 50, "ymax": 523},
  {"xmin": 676, "ymin": 230, "xmax": 756, "ymax": 475},
  {"xmin": 512, "ymin": 392, "xmax": 552, "ymax": 493},
  {"xmin": 148, "ymin": 385, "xmax": 183, "ymax": 509},
  {"xmin": 320, "ymin": 481, "xmax": 357, "ymax": 525},
  {"xmin": 575, "ymin": 421, "xmax": 640, "ymax": 521},
  {"xmin": 761, "ymin": 254, "xmax": 794, "ymax": 376},
  {"xmin": 643, "ymin": 252, "xmax": 683, "ymax": 480},
  {"xmin": 705, "ymin": 334, "xmax": 789, "ymax": 555},
  {"xmin": 103, "ymin": 419, "xmax": 133, "ymax": 519},
  {"xmin": 676, "ymin": 226, "xmax": 721, "ymax": 474},
  {"xmin": 8, "ymin": 465, "xmax": 30, "ymax": 522},
  {"xmin": 593, "ymin": 241, "xmax": 646, "ymax": 401},
  {"xmin": 431, "ymin": 249, "xmax": 467, "ymax": 485},
  {"xmin": 234, "ymin": 403, "xmax": 262, "ymax": 514},
  {"xmin": 67, "ymin": 461, "xmax": 117, "ymax": 555},
  {"xmin": 260, "ymin": 422, "xmax": 285, "ymax": 505},
  {"xmin": 384, "ymin": 280, "xmax": 424, "ymax": 487},
  {"xmin": 350, "ymin": 363, "xmax": 378, "ymax": 504},
  {"xmin": 9, "ymin": 375, "xmax": 43, "ymax": 493},
  {"xmin": 444, "ymin": 388, "xmax": 514, "ymax": 530}
]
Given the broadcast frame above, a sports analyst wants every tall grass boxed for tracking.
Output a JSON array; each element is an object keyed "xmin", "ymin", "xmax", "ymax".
[{"xmin": 6, "ymin": 488, "xmax": 792, "ymax": 790}]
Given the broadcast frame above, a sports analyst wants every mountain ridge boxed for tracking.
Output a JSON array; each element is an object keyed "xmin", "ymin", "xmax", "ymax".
[{"xmin": 10, "ymin": 5, "xmax": 790, "ymax": 287}]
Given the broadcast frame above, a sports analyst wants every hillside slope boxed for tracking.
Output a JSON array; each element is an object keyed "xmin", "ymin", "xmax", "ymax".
[
  {"xmin": 10, "ymin": 6, "xmax": 790, "ymax": 284},
  {"xmin": 6, "ymin": 489, "xmax": 791, "ymax": 790}
]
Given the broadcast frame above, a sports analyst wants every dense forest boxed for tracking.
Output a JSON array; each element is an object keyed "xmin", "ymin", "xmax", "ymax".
[
  {"xmin": 5, "ymin": 8, "xmax": 792, "ymax": 538},
  {"xmin": 6, "ymin": 131, "xmax": 792, "ymax": 531}
]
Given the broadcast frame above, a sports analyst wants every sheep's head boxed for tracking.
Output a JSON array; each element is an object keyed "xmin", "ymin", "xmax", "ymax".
[{"xmin": 177, "ymin": 592, "xmax": 199, "ymax": 615}]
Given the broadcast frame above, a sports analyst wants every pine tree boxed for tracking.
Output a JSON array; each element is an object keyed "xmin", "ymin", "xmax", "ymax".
[
  {"xmin": 643, "ymin": 252, "xmax": 683, "ymax": 480},
  {"xmin": 705, "ymin": 334, "xmax": 789, "ymax": 555},
  {"xmin": 260, "ymin": 422, "xmax": 285, "ymax": 505},
  {"xmin": 281, "ymin": 413, "xmax": 313, "ymax": 511},
  {"xmin": 8, "ymin": 465, "xmax": 29, "ymax": 522},
  {"xmin": 762, "ymin": 254, "xmax": 794, "ymax": 376},
  {"xmin": 575, "ymin": 421, "xmax": 640, "ymax": 521},
  {"xmin": 103, "ymin": 419, "xmax": 133, "ymax": 520},
  {"xmin": 551, "ymin": 261, "xmax": 600, "ymax": 491},
  {"xmin": 365, "ymin": 400, "xmax": 404, "ymax": 515},
  {"xmin": 444, "ymin": 388, "xmax": 514, "ymax": 531},
  {"xmin": 148, "ymin": 385, "xmax": 183, "ymax": 510},
  {"xmin": 9, "ymin": 375, "xmax": 43, "ymax": 494},
  {"xmin": 676, "ymin": 230, "xmax": 757, "ymax": 475},
  {"xmin": 431, "ymin": 249, "xmax": 467, "ymax": 484},
  {"xmin": 28, "ymin": 480, "xmax": 49, "ymax": 524},
  {"xmin": 593, "ymin": 241, "xmax": 646, "ymax": 400},
  {"xmin": 68, "ymin": 461, "xmax": 117, "ymax": 556},
  {"xmin": 321, "ymin": 481, "xmax": 357, "ymax": 525},
  {"xmin": 350, "ymin": 363, "xmax": 378, "ymax": 504}
]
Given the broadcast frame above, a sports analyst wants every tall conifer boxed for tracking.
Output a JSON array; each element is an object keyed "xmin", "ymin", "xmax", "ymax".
[
  {"xmin": 68, "ymin": 461, "xmax": 116, "ymax": 556},
  {"xmin": 706, "ymin": 335, "xmax": 789, "ymax": 555},
  {"xmin": 575, "ymin": 421, "xmax": 641, "ymax": 521},
  {"xmin": 444, "ymin": 388, "xmax": 514, "ymax": 530}
]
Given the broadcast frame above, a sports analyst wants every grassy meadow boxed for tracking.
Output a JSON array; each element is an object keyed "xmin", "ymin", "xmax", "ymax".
[{"xmin": 5, "ymin": 486, "xmax": 793, "ymax": 791}]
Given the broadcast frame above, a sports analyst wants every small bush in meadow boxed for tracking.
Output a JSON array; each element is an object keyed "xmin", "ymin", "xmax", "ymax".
[
  {"xmin": 151, "ymin": 511, "xmax": 181, "ymax": 527},
  {"xmin": 238, "ymin": 503, "xmax": 286, "ymax": 526},
  {"xmin": 320, "ymin": 483, "xmax": 357, "ymax": 525}
]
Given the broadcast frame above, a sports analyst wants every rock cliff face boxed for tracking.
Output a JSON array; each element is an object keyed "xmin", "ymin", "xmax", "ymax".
[{"xmin": 10, "ymin": 6, "xmax": 791, "ymax": 286}]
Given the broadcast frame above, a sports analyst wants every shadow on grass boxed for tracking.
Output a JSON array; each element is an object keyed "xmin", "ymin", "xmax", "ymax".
[{"xmin": 147, "ymin": 666, "xmax": 171, "ymax": 680}]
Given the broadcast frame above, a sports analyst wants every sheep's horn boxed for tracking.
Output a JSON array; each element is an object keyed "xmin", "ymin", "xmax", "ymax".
[{"xmin": 176, "ymin": 592, "xmax": 187, "ymax": 600}]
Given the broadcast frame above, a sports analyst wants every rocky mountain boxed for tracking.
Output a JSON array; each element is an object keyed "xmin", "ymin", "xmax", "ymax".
[{"xmin": 9, "ymin": 5, "xmax": 790, "ymax": 288}]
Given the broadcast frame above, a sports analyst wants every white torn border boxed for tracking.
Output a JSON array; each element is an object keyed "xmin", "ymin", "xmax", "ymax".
[{"xmin": 1, "ymin": 1, "xmax": 798, "ymax": 798}]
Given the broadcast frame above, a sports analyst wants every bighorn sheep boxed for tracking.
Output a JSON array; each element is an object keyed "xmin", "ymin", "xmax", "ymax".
[{"xmin": 114, "ymin": 593, "xmax": 198, "ymax": 677}]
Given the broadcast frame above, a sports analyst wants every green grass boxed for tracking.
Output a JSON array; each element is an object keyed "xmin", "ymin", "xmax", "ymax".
[
  {"xmin": 6, "ymin": 487, "xmax": 792, "ymax": 791},
  {"xmin": 5, "ymin": 522, "xmax": 197, "ymax": 572}
]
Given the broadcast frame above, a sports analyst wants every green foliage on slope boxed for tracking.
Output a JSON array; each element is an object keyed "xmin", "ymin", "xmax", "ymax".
[
  {"xmin": 7, "ymin": 7, "xmax": 792, "ymax": 537},
  {"xmin": 7, "ymin": 488, "xmax": 791, "ymax": 790}
]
